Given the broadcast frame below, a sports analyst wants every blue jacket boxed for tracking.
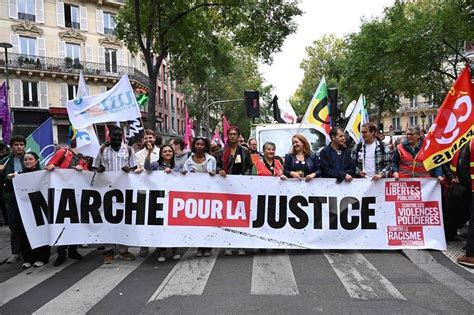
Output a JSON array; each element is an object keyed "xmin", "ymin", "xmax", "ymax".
[
  {"xmin": 319, "ymin": 144, "xmax": 356, "ymax": 182},
  {"xmin": 283, "ymin": 152, "xmax": 321, "ymax": 178}
]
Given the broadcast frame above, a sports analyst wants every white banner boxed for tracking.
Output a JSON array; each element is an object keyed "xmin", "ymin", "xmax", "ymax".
[
  {"xmin": 66, "ymin": 75, "xmax": 141, "ymax": 129},
  {"xmin": 279, "ymin": 101, "xmax": 297, "ymax": 123},
  {"xmin": 74, "ymin": 72, "xmax": 100, "ymax": 158},
  {"xmin": 13, "ymin": 170, "xmax": 446, "ymax": 250}
]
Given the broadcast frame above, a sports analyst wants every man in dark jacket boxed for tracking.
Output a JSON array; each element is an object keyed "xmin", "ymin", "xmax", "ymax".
[
  {"xmin": 0, "ymin": 135, "xmax": 26, "ymax": 264},
  {"xmin": 320, "ymin": 127, "xmax": 356, "ymax": 183}
]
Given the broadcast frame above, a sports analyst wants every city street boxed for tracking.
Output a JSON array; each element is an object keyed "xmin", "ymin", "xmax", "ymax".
[{"xmin": 0, "ymin": 227, "xmax": 473, "ymax": 314}]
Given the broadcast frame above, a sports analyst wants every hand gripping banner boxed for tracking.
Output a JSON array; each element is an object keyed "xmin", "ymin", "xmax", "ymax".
[{"xmin": 13, "ymin": 170, "xmax": 446, "ymax": 250}]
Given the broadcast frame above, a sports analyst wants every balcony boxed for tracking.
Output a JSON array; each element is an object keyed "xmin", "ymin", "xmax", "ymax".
[
  {"xmin": 66, "ymin": 21, "xmax": 81, "ymax": 30},
  {"xmin": 0, "ymin": 52, "xmax": 149, "ymax": 89},
  {"xmin": 397, "ymin": 101, "xmax": 437, "ymax": 114},
  {"xmin": 18, "ymin": 12, "xmax": 36, "ymax": 22},
  {"xmin": 104, "ymin": 28, "xmax": 117, "ymax": 36}
]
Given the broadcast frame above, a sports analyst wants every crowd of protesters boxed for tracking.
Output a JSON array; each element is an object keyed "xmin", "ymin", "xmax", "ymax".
[{"xmin": 0, "ymin": 122, "xmax": 473, "ymax": 268}]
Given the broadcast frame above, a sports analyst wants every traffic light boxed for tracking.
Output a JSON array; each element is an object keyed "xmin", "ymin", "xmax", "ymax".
[{"xmin": 244, "ymin": 90, "xmax": 260, "ymax": 118}]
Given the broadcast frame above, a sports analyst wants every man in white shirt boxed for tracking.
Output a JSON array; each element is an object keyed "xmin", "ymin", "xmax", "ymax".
[
  {"xmin": 135, "ymin": 129, "xmax": 160, "ymax": 169},
  {"xmin": 351, "ymin": 123, "xmax": 391, "ymax": 181},
  {"xmin": 134, "ymin": 129, "xmax": 160, "ymax": 257}
]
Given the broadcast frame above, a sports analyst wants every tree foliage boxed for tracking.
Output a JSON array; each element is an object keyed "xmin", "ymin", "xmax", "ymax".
[
  {"xmin": 290, "ymin": 35, "xmax": 347, "ymax": 115},
  {"xmin": 291, "ymin": 0, "xmax": 474, "ymax": 124},
  {"xmin": 116, "ymin": 0, "xmax": 302, "ymax": 129}
]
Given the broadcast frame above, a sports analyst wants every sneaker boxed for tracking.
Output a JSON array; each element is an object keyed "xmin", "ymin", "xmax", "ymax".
[
  {"xmin": 118, "ymin": 251, "xmax": 136, "ymax": 261},
  {"xmin": 22, "ymin": 262, "xmax": 32, "ymax": 268},
  {"xmin": 103, "ymin": 254, "xmax": 114, "ymax": 264},
  {"xmin": 195, "ymin": 250, "xmax": 203, "ymax": 257},
  {"xmin": 139, "ymin": 247, "xmax": 149, "ymax": 257},
  {"xmin": 157, "ymin": 252, "xmax": 166, "ymax": 262},
  {"xmin": 224, "ymin": 249, "xmax": 233, "ymax": 256},
  {"xmin": 172, "ymin": 254, "xmax": 181, "ymax": 260},
  {"xmin": 53, "ymin": 255, "xmax": 67, "ymax": 267},
  {"xmin": 68, "ymin": 251, "xmax": 82, "ymax": 260},
  {"xmin": 237, "ymin": 249, "xmax": 246, "ymax": 256},
  {"xmin": 6, "ymin": 254, "xmax": 19, "ymax": 264},
  {"xmin": 33, "ymin": 261, "xmax": 44, "ymax": 267},
  {"xmin": 456, "ymin": 255, "xmax": 474, "ymax": 267},
  {"xmin": 203, "ymin": 249, "xmax": 212, "ymax": 257}
]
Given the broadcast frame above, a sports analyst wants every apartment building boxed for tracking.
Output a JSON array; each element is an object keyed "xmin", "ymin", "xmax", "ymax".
[{"xmin": 0, "ymin": 0, "xmax": 185, "ymax": 144}]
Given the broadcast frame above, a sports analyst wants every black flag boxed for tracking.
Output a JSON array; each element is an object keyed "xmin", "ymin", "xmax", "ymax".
[
  {"xmin": 272, "ymin": 95, "xmax": 285, "ymax": 123},
  {"xmin": 126, "ymin": 118, "xmax": 144, "ymax": 145}
]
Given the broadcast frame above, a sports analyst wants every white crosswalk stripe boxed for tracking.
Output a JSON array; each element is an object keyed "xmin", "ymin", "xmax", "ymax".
[
  {"xmin": 0, "ymin": 248, "xmax": 424, "ymax": 312},
  {"xmin": 148, "ymin": 248, "xmax": 218, "ymax": 302},
  {"xmin": 33, "ymin": 248, "xmax": 146, "ymax": 315},
  {"xmin": 323, "ymin": 250, "xmax": 406, "ymax": 300},
  {"xmin": 0, "ymin": 248, "xmax": 94, "ymax": 307},
  {"xmin": 251, "ymin": 251, "xmax": 299, "ymax": 296}
]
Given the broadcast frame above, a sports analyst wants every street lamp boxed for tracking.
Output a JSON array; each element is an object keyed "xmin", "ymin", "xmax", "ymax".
[
  {"xmin": 0, "ymin": 42, "xmax": 13, "ymax": 90},
  {"xmin": 420, "ymin": 111, "xmax": 426, "ymax": 132}
]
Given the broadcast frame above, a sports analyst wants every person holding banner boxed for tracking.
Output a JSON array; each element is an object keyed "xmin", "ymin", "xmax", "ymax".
[
  {"xmin": 0, "ymin": 135, "xmax": 26, "ymax": 264},
  {"xmin": 92, "ymin": 126, "xmax": 142, "ymax": 264},
  {"xmin": 170, "ymin": 137, "xmax": 190, "ymax": 172},
  {"xmin": 281, "ymin": 134, "xmax": 320, "ymax": 181},
  {"xmin": 135, "ymin": 129, "xmax": 160, "ymax": 257},
  {"xmin": 252, "ymin": 142, "xmax": 284, "ymax": 177},
  {"xmin": 5, "ymin": 152, "xmax": 50, "ymax": 268},
  {"xmin": 45, "ymin": 139, "xmax": 90, "ymax": 266},
  {"xmin": 320, "ymin": 127, "xmax": 356, "ymax": 183},
  {"xmin": 216, "ymin": 126, "xmax": 252, "ymax": 256},
  {"xmin": 183, "ymin": 136, "xmax": 216, "ymax": 257},
  {"xmin": 392, "ymin": 126, "xmax": 443, "ymax": 180},
  {"xmin": 145, "ymin": 144, "xmax": 181, "ymax": 262},
  {"xmin": 351, "ymin": 123, "xmax": 391, "ymax": 181}
]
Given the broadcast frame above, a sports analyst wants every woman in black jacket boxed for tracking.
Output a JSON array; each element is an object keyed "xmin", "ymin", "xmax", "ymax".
[{"xmin": 6, "ymin": 152, "xmax": 50, "ymax": 268}]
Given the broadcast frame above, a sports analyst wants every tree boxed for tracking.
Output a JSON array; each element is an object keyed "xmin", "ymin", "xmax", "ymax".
[
  {"xmin": 290, "ymin": 35, "xmax": 347, "ymax": 115},
  {"xmin": 116, "ymin": 0, "xmax": 302, "ymax": 129},
  {"xmin": 382, "ymin": 0, "xmax": 474, "ymax": 103},
  {"xmin": 180, "ymin": 47, "xmax": 273, "ymax": 139}
]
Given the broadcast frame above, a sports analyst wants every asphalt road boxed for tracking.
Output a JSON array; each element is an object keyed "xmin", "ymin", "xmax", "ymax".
[{"xmin": 0, "ymin": 227, "xmax": 473, "ymax": 314}]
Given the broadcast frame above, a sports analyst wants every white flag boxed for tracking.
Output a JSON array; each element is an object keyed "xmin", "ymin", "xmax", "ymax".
[
  {"xmin": 74, "ymin": 71, "xmax": 100, "ymax": 157},
  {"xmin": 279, "ymin": 101, "xmax": 297, "ymax": 123},
  {"xmin": 67, "ymin": 75, "xmax": 140, "ymax": 129},
  {"xmin": 344, "ymin": 94, "xmax": 366, "ymax": 144}
]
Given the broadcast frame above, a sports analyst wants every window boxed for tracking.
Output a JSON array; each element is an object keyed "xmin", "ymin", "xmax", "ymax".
[
  {"xmin": 409, "ymin": 116, "xmax": 418, "ymax": 127},
  {"xmin": 103, "ymin": 12, "xmax": 116, "ymax": 35},
  {"xmin": 158, "ymin": 87, "xmax": 162, "ymax": 106},
  {"xmin": 171, "ymin": 116, "xmax": 175, "ymax": 130},
  {"xmin": 18, "ymin": 0, "xmax": 35, "ymax": 22},
  {"xmin": 64, "ymin": 4, "xmax": 80, "ymax": 29},
  {"xmin": 57, "ymin": 125, "xmax": 70, "ymax": 145},
  {"xmin": 164, "ymin": 90, "xmax": 167, "ymax": 108},
  {"xmin": 19, "ymin": 36, "xmax": 36, "ymax": 57},
  {"xmin": 410, "ymin": 96, "xmax": 418, "ymax": 108},
  {"xmin": 22, "ymin": 81, "xmax": 38, "ymax": 107},
  {"xmin": 392, "ymin": 117, "xmax": 400, "ymax": 131},
  {"xmin": 66, "ymin": 43, "xmax": 81, "ymax": 65},
  {"xmin": 171, "ymin": 93, "xmax": 174, "ymax": 112},
  {"xmin": 105, "ymin": 49, "xmax": 117, "ymax": 73},
  {"xmin": 68, "ymin": 85, "xmax": 78, "ymax": 100},
  {"xmin": 162, "ymin": 64, "xmax": 166, "ymax": 80},
  {"xmin": 164, "ymin": 114, "xmax": 168, "ymax": 132},
  {"xmin": 427, "ymin": 114, "xmax": 435, "ymax": 129}
]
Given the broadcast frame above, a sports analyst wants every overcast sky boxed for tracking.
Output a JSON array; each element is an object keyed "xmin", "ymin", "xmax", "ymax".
[{"xmin": 259, "ymin": 0, "xmax": 395, "ymax": 104}]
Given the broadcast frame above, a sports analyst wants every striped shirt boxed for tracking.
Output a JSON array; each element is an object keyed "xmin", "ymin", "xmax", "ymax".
[{"xmin": 92, "ymin": 143, "xmax": 137, "ymax": 171}]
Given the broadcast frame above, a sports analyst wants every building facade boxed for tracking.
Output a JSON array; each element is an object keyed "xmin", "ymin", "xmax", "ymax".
[{"xmin": 0, "ymin": 0, "xmax": 185, "ymax": 144}]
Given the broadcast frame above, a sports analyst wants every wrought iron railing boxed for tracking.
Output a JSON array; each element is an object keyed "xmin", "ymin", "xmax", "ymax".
[{"xmin": 0, "ymin": 52, "xmax": 149, "ymax": 88}]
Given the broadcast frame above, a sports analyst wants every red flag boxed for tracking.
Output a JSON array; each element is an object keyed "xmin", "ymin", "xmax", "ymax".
[
  {"xmin": 105, "ymin": 124, "xmax": 110, "ymax": 142},
  {"xmin": 184, "ymin": 107, "xmax": 193, "ymax": 150},
  {"xmin": 418, "ymin": 66, "xmax": 474, "ymax": 170},
  {"xmin": 211, "ymin": 129, "xmax": 224, "ymax": 146},
  {"xmin": 223, "ymin": 115, "xmax": 230, "ymax": 144}
]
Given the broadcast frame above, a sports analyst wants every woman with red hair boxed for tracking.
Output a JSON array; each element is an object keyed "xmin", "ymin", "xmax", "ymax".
[{"xmin": 281, "ymin": 134, "xmax": 321, "ymax": 181}]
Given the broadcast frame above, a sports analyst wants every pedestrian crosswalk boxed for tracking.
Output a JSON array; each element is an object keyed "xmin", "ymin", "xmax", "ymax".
[{"xmin": 0, "ymin": 247, "xmax": 472, "ymax": 313}]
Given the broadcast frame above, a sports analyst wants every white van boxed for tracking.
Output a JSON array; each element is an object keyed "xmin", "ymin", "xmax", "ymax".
[{"xmin": 250, "ymin": 124, "xmax": 326, "ymax": 157}]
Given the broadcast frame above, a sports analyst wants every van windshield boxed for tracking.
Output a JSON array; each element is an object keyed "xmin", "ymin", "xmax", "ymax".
[{"xmin": 258, "ymin": 128, "xmax": 326, "ymax": 157}]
